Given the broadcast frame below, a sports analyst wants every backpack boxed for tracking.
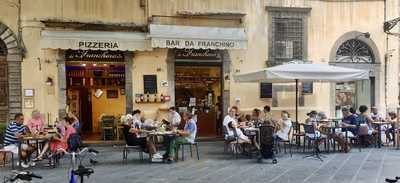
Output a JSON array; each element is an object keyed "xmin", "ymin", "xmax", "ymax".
[{"xmin": 68, "ymin": 133, "xmax": 82, "ymax": 152}]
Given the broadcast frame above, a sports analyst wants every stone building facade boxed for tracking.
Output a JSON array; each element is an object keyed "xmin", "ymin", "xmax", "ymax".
[{"xmin": 0, "ymin": 0, "xmax": 398, "ymax": 136}]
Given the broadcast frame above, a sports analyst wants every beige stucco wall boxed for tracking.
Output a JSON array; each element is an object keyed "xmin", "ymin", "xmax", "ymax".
[
  {"xmin": 21, "ymin": 0, "xmax": 146, "ymax": 25},
  {"xmin": 132, "ymin": 49, "xmax": 170, "ymax": 120},
  {"xmin": 0, "ymin": 0, "xmax": 396, "ymax": 124},
  {"xmin": 0, "ymin": 0, "xmax": 19, "ymax": 34}
]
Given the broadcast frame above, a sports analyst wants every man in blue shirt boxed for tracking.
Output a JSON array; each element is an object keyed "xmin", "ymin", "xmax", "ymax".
[
  {"xmin": 341, "ymin": 107, "xmax": 358, "ymax": 136},
  {"xmin": 163, "ymin": 112, "xmax": 197, "ymax": 163},
  {"xmin": 2, "ymin": 113, "xmax": 35, "ymax": 168}
]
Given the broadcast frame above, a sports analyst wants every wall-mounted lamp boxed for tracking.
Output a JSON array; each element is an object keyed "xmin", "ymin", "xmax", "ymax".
[
  {"xmin": 355, "ymin": 32, "xmax": 371, "ymax": 39},
  {"xmin": 45, "ymin": 77, "xmax": 53, "ymax": 86}
]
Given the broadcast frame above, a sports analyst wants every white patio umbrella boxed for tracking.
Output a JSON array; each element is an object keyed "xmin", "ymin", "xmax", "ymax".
[{"xmin": 234, "ymin": 62, "xmax": 370, "ymax": 122}]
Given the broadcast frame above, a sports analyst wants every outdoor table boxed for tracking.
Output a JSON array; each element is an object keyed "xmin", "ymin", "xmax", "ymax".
[
  {"xmin": 243, "ymin": 127, "xmax": 260, "ymax": 157},
  {"xmin": 18, "ymin": 134, "xmax": 50, "ymax": 168},
  {"xmin": 319, "ymin": 125, "xmax": 349, "ymax": 153},
  {"xmin": 146, "ymin": 131, "xmax": 177, "ymax": 147},
  {"xmin": 372, "ymin": 121, "xmax": 391, "ymax": 148}
]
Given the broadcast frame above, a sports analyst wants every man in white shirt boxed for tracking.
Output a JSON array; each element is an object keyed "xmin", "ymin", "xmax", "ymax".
[
  {"xmin": 223, "ymin": 106, "xmax": 238, "ymax": 133},
  {"xmin": 167, "ymin": 107, "xmax": 182, "ymax": 127}
]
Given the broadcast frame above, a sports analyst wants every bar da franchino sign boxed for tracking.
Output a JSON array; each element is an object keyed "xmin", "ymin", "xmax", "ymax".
[
  {"xmin": 65, "ymin": 50, "xmax": 124, "ymax": 61},
  {"xmin": 165, "ymin": 39, "xmax": 235, "ymax": 49},
  {"xmin": 152, "ymin": 38, "xmax": 245, "ymax": 49}
]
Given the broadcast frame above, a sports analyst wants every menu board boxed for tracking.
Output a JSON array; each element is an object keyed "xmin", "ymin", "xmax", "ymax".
[
  {"xmin": 260, "ymin": 83, "xmax": 273, "ymax": 98},
  {"xmin": 143, "ymin": 75, "xmax": 157, "ymax": 94},
  {"xmin": 302, "ymin": 82, "xmax": 313, "ymax": 94}
]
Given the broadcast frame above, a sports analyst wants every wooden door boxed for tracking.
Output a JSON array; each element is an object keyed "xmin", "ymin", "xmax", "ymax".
[{"xmin": 0, "ymin": 56, "xmax": 8, "ymax": 122}]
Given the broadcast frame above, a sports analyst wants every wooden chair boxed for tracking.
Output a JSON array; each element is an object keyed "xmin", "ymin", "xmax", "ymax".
[
  {"xmin": 101, "ymin": 116, "xmax": 116, "ymax": 141},
  {"xmin": 0, "ymin": 149, "xmax": 14, "ymax": 169}
]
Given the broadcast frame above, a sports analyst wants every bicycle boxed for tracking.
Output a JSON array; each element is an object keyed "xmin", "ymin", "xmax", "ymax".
[
  {"xmin": 57, "ymin": 147, "xmax": 98, "ymax": 183},
  {"xmin": 3, "ymin": 171, "xmax": 42, "ymax": 183}
]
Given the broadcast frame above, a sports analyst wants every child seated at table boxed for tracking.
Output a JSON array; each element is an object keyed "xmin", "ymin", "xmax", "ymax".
[
  {"xmin": 33, "ymin": 117, "xmax": 77, "ymax": 162},
  {"xmin": 26, "ymin": 110, "xmax": 45, "ymax": 134},
  {"xmin": 274, "ymin": 111, "xmax": 292, "ymax": 142}
]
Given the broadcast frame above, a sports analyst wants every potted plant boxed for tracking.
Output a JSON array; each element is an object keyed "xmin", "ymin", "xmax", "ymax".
[{"xmin": 0, "ymin": 122, "xmax": 6, "ymax": 145}]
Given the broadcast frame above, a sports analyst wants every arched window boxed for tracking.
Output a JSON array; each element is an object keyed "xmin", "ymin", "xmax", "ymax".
[
  {"xmin": 0, "ymin": 40, "xmax": 6, "ymax": 56},
  {"xmin": 336, "ymin": 39, "xmax": 374, "ymax": 63}
]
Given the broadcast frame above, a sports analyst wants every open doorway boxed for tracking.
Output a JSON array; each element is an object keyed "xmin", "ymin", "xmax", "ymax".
[
  {"xmin": 175, "ymin": 65, "xmax": 222, "ymax": 137},
  {"xmin": 65, "ymin": 51, "xmax": 126, "ymax": 140}
]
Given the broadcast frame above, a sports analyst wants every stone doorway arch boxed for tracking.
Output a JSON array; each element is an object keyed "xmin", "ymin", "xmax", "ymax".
[
  {"xmin": 329, "ymin": 31, "xmax": 381, "ymax": 114},
  {"xmin": 0, "ymin": 23, "xmax": 23, "ymax": 122}
]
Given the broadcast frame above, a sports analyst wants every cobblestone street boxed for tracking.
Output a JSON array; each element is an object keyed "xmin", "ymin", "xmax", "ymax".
[{"xmin": 1, "ymin": 142, "xmax": 400, "ymax": 183}]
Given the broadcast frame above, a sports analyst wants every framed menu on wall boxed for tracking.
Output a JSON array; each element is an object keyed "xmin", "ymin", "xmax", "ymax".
[
  {"xmin": 260, "ymin": 83, "xmax": 273, "ymax": 98},
  {"xmin": 302, "ymin": 82, "xmax": 313, "ymax": 94},
  {"xmin": 143, "ymin": 75, "xmax": 157, "ymax": 94}
]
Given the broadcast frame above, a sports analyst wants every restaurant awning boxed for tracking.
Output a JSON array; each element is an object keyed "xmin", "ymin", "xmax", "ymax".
[
  {"xmin": 40, "ymin": 30, "xmax": 152, "ymax": 51},
  {"xmin": 149, "ymin": 24, "xmax": 247, "ymax": 50}
]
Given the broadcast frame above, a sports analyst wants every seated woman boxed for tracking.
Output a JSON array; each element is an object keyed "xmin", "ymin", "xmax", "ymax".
[
  {"xmin": 227, "ymin": 120, "xmax": 250, "ymax": 144},
  {"xmin": 305, "ymin": 110, "xmax": 318, "ymax": 129},
  {"xmin": 274, "ymin": 111, "xmax": 292, "ymax": 142},
  {"xmin": 34, "ymin": 117, "xmax": 77, "ymax": 162},
  {"xmin": 122, "ymin": 113, "xmax": 162, "ymax": 162},
  {"xmin": 385, "ymin": 112, "xmax": 397, "ymax": 143}
]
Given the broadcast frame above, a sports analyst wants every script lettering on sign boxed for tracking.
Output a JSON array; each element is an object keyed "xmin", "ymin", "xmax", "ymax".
[
  {"xmin": 78, "ymin": 41, "xmax": 119, "ymax": 49},
  {"xmin": 65, "ymin": 50, "xmax": 124, "ymax": 62},
  {"xmin": 175, "ymin": 49, "xmax": 221, "ymax": 60}
]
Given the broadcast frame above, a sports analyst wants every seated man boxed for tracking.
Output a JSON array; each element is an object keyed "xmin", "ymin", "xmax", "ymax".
[
  {"xmin": 3, "ymin": 113, "xmax": 36, "ymax": 168},
  {"xmin": 164, "ymin": 112, "xmax": 197, "ymax": 162},
  {"xmin": 122, "ymin": 114, "xmax": 162, "ymax": 162},
  {"xmin": 223, "ymin": 106, "xmax": 239, "ymax": 142},
  {"xmin": 341, "ymin": 107, "xmax": 358, "ymax": 137}
]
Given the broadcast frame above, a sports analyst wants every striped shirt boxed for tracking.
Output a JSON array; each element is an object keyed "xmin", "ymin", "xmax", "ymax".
[{"xmin": 4, "ymin": 121, "xmax": 26, "ymax": 146}]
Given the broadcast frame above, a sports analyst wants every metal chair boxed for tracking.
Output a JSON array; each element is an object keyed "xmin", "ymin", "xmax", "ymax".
[
  {"xmin": 223, "ymin": 125, "xmax": 239, "ymax": 157},
  {"xmin": 303, "ymin": 124, "xmax": 326, "ymax": 161},
  {"xmin": 121, "ymin": 125, "xmax": 144, "ymax": 162},
  {"xmin": 276, "ymin": 126, "xmax": 293, "ymax": 157},
  {"xmin": 290, "ymin": 121, "xmax": 305, "ymax": 152},
  {"xmin": 176, "ymin": 139, "xmax": 200, "ymax": 161}
]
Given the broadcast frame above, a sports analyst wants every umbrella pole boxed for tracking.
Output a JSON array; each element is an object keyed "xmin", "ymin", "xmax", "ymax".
[{"xmin": 295, "ymin": 79, "xmax": 298, "ymax": 123}]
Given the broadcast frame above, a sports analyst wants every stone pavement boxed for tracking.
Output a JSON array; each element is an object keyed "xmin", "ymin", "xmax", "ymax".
[{"xmin": 1, "ymin": 141, "xmax": 400, "ymax": 183}]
